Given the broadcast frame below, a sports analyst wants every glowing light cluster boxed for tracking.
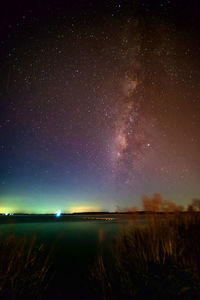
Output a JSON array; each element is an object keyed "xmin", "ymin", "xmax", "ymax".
[{"xmin": 56, "ymin": 211, "xmax": 61, "ymax": 217}]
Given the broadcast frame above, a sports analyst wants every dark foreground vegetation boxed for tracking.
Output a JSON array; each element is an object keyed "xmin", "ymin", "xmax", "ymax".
[
  {"xmin": 0, "ymin": 234, "xmax": 52, "ymax": 299},
  {"xmin": 92, "ymin": 213, "xmax": 200, "ymax": 299},
  {"xmin": 1, "ymin": 213, "xmax": 200, "ymax": 299}
]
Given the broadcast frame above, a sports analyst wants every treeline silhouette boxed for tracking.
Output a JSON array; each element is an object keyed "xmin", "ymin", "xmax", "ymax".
[
  {"xmin": 142, "ymin": 193, "xmax": 184, "ymax": 212},
  {"xmin": 116, "ymin": 193, "xmax": 200, "ymax": 212},
  {"xmin": 188, "ymin": 199, "xmax": 200, "ymax": 212}
]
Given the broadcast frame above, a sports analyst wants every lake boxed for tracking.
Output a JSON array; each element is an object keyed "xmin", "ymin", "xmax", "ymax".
[{"xmin": 0, "ymin": 214, "xmax": 145, "ymax": 299}]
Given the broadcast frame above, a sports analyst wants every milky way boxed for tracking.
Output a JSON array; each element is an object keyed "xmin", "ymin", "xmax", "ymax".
[
  {"xmin": 0, "ymin": 1, "xmax": 200, "ymax": 212},
  {"xmin": 111, "ymin": 20, "xmax": 155, "ymax": 185}
]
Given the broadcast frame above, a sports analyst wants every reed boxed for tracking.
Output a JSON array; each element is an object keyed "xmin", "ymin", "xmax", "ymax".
[
  {"xmin": 0, "ymin": 233, "xmax": 53, "ymax": 300},
  {"xmin": 92, "ymin": 213, "xmax": 200, "ymax": 299}
]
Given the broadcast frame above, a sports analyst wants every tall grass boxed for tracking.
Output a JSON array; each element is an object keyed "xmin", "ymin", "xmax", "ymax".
[
  {"xmin": 92, "ymin": 213, "xmax": 200, "ymax": 299},
  {"xmin": 0, "ymin": 233, "xmax": 53, "ymax": 300}
]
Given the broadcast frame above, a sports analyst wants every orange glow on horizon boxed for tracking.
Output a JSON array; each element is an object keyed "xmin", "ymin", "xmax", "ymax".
[{"xmin": 68, "ymin": 205, "xmax": 100, "ymax": 213}]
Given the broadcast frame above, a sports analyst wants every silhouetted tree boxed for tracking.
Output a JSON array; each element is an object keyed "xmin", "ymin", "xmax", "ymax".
[
  {"xmin": 187, "ymin": 199, "xmax": 200, "ymax": 212},
  {"xmin": 142, "ymin": 193, "xmax": 184, "ymax": 212},
  {"xmin": 142, "ymin": 193, "xmax": 163, "ymax": 212}
]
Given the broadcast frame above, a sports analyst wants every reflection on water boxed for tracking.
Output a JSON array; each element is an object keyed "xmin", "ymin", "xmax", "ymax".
[
  {"xmin": 0, "ymin": 214, "xmax": 146, "ymax": 248},
  {"xmin": 0, "ymin": 214, "xmax": 146, "ymax": 261},
  {"xmin": 98, "ymin": 228, "xmax": 104, "ymax": 244},
  {"xmin": 0, "ymin": 214, "xmax": 145, "ymax": 299}
]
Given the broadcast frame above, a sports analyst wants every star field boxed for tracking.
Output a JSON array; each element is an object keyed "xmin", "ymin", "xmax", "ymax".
[{"xmin": 0, "ymin": 0, "xmax": 200, "ymax": 213}]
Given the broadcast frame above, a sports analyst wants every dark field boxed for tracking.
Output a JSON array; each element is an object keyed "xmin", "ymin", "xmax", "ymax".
[{"xmin": 0, "ymin": 213, "xmax": 200, "ymax": 299}]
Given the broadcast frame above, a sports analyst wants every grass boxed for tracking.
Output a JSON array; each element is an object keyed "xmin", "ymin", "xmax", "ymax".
[
  {"xmin": 0, "ymin": 233, "xmax": 53, "ymax": 300},
  {"xmin": 92, "ymin": 213, "xmax": 200, "ymax": 299}
]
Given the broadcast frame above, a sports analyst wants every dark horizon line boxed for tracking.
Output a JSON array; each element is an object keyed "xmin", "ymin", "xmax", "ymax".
[{"xmin": 0, "ymin": 211, "xmax": 199, "ymax": 216}]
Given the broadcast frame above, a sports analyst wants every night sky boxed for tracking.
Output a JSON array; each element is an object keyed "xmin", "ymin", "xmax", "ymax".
[{"xmin": 0, "ymin": 0, "xmax": 200, "ymax": 213}]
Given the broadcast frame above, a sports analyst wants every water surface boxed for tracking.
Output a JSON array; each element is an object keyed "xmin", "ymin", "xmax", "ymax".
[{"xmin": 0, "ymin": 214, "xmax": 144, "ymax": 299}]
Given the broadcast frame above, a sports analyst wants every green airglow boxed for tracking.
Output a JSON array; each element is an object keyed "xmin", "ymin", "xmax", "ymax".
[{"xmin": 0, "ymin": 195, "xmax": 101, "ymax": 214}]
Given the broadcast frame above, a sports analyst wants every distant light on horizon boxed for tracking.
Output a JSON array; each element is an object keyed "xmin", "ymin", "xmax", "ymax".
[{"xmin": 56, "ymin": 211, "xmax": 61, "ymax": 217}]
